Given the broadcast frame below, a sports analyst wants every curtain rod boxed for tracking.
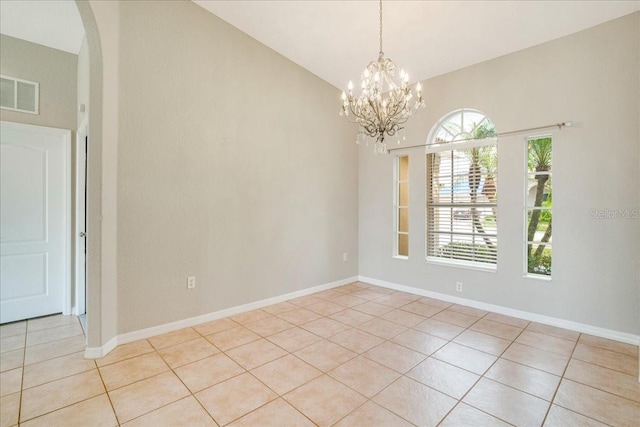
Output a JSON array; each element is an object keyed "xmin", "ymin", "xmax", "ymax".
[{"xmin": 386, "ymin": 121, "xmax": 572, "ymax": 153}]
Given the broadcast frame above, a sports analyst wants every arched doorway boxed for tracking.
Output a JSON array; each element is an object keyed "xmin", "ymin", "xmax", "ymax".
[{"xmin": 74, "ymin": 0, "xmax": 105, "ymax": 353}]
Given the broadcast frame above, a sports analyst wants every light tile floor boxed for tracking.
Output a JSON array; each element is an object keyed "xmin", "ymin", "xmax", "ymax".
[{"xmin": 1, "ymin": 282, "xmax": 639, "ymax": 426}]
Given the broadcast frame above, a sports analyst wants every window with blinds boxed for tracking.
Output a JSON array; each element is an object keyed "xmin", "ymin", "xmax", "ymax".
[
  {"xmin": 395, "ymin": 155, "xmax": 409, "ymax": 257},
  {"xmin": 426, "ymin": 109, "xmax": 498, "ymax": 268}
]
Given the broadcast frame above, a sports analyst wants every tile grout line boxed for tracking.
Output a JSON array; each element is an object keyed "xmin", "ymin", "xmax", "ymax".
[
  {"xmin": 16, "ymin": 320, "xmax": 27, "ymax": 427},
  {"xmin": 539, "ymin": 332, "xmax": 581, "ymax": 427},
  {"xmin": 315, "ymin": 291, "xmax": 540, "ymax": 425},
  {"xmin": 114, "ymin": 318, "xmax": 320, "ymax": 425},
  {"xmin": 210, "ymin": 288, "xmax": 395, "ymax": 425},
  {"xmin": 17, "ymin": 317, "xmax": 110, "ymax": 426},
  {"xmin": 198, "ymin": 302, "xmax": 352, "ymax": 425},
  {"xmin": 433, "ymin": 312, "xmax": 516, "ymax": 426},
  {"xmin": 357, "ymin": 311, "xmax": 498, "ymax": 427},
  {"xmin": 439, "ymin": 313, "xmax": 568, "ymax": 425},
  {"xmin": 126, "ymin": 335, "xmax": 219, "ymax": 425},
  {"xmin": 91, "ymin": 357, "xmax": 121, "ymax": 427},
  {"xmin": 535, "ymin": 333, "xmax": 640, "ymax": 425},
  {"xmin": 15, "ymin": 350, "xmax": 93, "ymax": 391},
  {"xmin": 173, "ymin": 328, "xmax": 232, "ymax": 426}
]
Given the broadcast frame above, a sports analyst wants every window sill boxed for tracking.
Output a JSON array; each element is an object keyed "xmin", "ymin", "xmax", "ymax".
[
  {"xmin": 523, "ymin": 274, "xmax": 552, "ymax": 282},
  {"xmin": 392, "ymin": 255, "xmax": 409, "ymax": 261},
  {"xmin": 426, "ymin": 257, "xmax": 497, "ymax": 273}
]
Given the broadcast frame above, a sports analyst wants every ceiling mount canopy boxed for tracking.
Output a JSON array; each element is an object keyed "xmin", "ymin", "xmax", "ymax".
[{"xmin": 340, "ymin": 0, "xmax": 425, "ymax": 154}]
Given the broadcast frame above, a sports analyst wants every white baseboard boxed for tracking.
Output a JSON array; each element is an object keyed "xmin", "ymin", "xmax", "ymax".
[
  {"xmin": 85, "ymin": 336, "xmax": 118, "ymax": 359},
  {"xmin": 84, "ymin": 276, "xmax": 357, "ymax": 359},
  {"xmin": 359, "ymin": 275, "xmax": 640, "ymax": 346}
]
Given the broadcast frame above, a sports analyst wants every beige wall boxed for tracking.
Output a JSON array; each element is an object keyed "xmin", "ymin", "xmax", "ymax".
[
  {"xmin": 114, "ymin": 1, "xmax": 358, "ymax": 333},
  {"xmin": 77, "ymin": 36, "xmax": 90, "ymax": 128},
  {"xmin": 0, "ymin": 35, "xmax": 77, "ymax": 131},
  {"xmin": 359, "ymin": 13, "xmax": 640, "ymax": 335}
]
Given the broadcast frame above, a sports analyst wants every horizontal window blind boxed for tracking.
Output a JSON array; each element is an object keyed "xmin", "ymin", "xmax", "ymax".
[{"xmin": 427, "ymin": 141, "xmax": 498, "ymax": 265}]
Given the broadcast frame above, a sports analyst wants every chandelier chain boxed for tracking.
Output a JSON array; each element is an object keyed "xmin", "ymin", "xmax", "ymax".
[{"xmin": 379, "ymin": 0, "xmax": 383, "ymax": 55}]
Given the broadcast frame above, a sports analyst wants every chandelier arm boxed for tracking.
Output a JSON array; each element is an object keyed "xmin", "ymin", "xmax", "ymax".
[
  {"xmin": 362, "ymin": 97, "xmax": 381, "ymax": 140},
  {"xmin": 386, "ymin": 102, "xmax": 403, "ymax": 121},
  {"xmin": 349, "ymin": 102, "xmax": 379, "ymax": 137},
  {"xmin": 389, "ymin": 95, "xmax": 414, "ymax": 121},
  {"xmin": 366, "ymin": 96, "xmax": 383, "ymax": 129},
  {"xmin": 384, "ymin": 106, "xmax": 405, "ymax": 131},
  {"xmin": 362, "ymin": 118, "xmax": 381, "ymax": 137},
  {"xmin": 386, "ymin": 126, "xmax": 402, "ymax": 137}
]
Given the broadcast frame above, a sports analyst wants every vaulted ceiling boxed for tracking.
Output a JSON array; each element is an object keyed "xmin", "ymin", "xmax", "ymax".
[
  {"xmin": 194, "ymin": 0, "xmax": 640, "ymax": 90},
  {"xmin": 0, "ymin": 0, "xmax": 84, "ymax": 54},
  {"xmin": 1, "ymin": 1, "xmax": 638, "ymax": 91}
]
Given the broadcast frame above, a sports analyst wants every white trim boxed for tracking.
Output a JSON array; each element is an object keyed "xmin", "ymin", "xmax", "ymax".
[
  {"xmin": 426, "ymin": 137, "xmax": 497, "ymax": 153},
  {"xmin": 85, "ymin": 336, "xmax": 118, "ymax": 359},
  {"xmin": 425, "ymin": 108, "xmax": 493, "ymax": 147},
  {"xmin": 524, "ymin": 134, "xmax": 553, "ymax": 278},
  {"xmin": 75, "ymin": 117, "xmax": 88, "ymax": 317},
  {"xmin": 522, "ymin": 274, "xmax": 552, "ymax": 282},
  {"xmin": 358, "ymin": 275, "xmax": 640, "ymax": 346},
  {"xmin": 84, "ymin": 276, "xmax": 357, "ymax": 359},
  {"xmin": 62, "ymin": 130, "xmax": 72, "ymax": 316},
  {"xmin": 393, "ymin": 155, "xmax": 409, "ymax": 258},
  {"xmin": 426, "ymin": 257, "xmax": 497, "ymax": 273}
]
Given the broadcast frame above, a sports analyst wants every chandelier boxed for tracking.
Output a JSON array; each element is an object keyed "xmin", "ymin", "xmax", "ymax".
[{"xmin": 340, "ymin": 0, "xmax": 425, "ymax": 154}]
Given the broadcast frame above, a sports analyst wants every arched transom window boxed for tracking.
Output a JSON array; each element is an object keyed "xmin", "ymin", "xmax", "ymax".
[{"xmin": 426, "ymin": 109, "xmax": 498, "ymax": 268}]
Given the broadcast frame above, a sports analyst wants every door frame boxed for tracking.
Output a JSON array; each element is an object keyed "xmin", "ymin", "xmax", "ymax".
[
  {"xmin": 0, "ymin": 121, "xmax": 72, "ymax": 320},
  {"xmin": 75, "ymin": 117, "xmax": 88, "ymax": 316}
]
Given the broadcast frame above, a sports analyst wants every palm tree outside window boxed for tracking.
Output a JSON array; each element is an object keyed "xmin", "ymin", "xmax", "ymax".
[{"xmin": 526, "ymin": 137, "xmax": 552, "ymax": 276}]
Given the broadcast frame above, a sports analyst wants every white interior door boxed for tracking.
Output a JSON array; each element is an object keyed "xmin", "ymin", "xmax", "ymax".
[{"xmin": 1, "ymin": 121, "xmax": 70, "ymax": 323}]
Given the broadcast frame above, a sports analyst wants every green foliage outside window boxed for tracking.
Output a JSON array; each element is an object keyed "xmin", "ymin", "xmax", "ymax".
[{"xmin": 527, "ymin": 137, "xmax": 552, "ymax": 276}]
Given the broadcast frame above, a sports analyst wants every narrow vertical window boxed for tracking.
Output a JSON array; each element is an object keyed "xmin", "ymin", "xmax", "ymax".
[
  {"xmin": 395, "ymin": 155, "xmax": 409, "ymax": 257},
  {"xmin": 526, "ymin": 137, "xmax": 552, "ymax": 276}
]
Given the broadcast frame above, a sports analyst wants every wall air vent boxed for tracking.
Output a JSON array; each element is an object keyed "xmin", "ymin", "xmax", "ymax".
[{"xmin": 1, "ymin": 75, "xmax": 39, "ymax": 114}]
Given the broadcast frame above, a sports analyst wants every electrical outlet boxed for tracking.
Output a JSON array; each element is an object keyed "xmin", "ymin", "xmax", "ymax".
[
  {"xmin": 456, "ymin": 282, "xmax": 463, "ymax": 292},
  {"xmin": 187, "ymin": 276, "xmax": 196, "ymax": 289},
  {"xmin": 343, "ymin": 252, "xmax": 348, "ymax": 261}
]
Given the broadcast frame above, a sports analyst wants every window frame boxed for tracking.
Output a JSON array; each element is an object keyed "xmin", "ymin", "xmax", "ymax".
[
  {"xmin": 393, "ymin": 154, "xmax": 409, "ymax": 259},
  {"xmin": 524, "ymin": 135, "xmax": 553, "ymax": 280},
  {"xmin": 425, "ymin": 109, "xmax": 498, "ymax": 271}
]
